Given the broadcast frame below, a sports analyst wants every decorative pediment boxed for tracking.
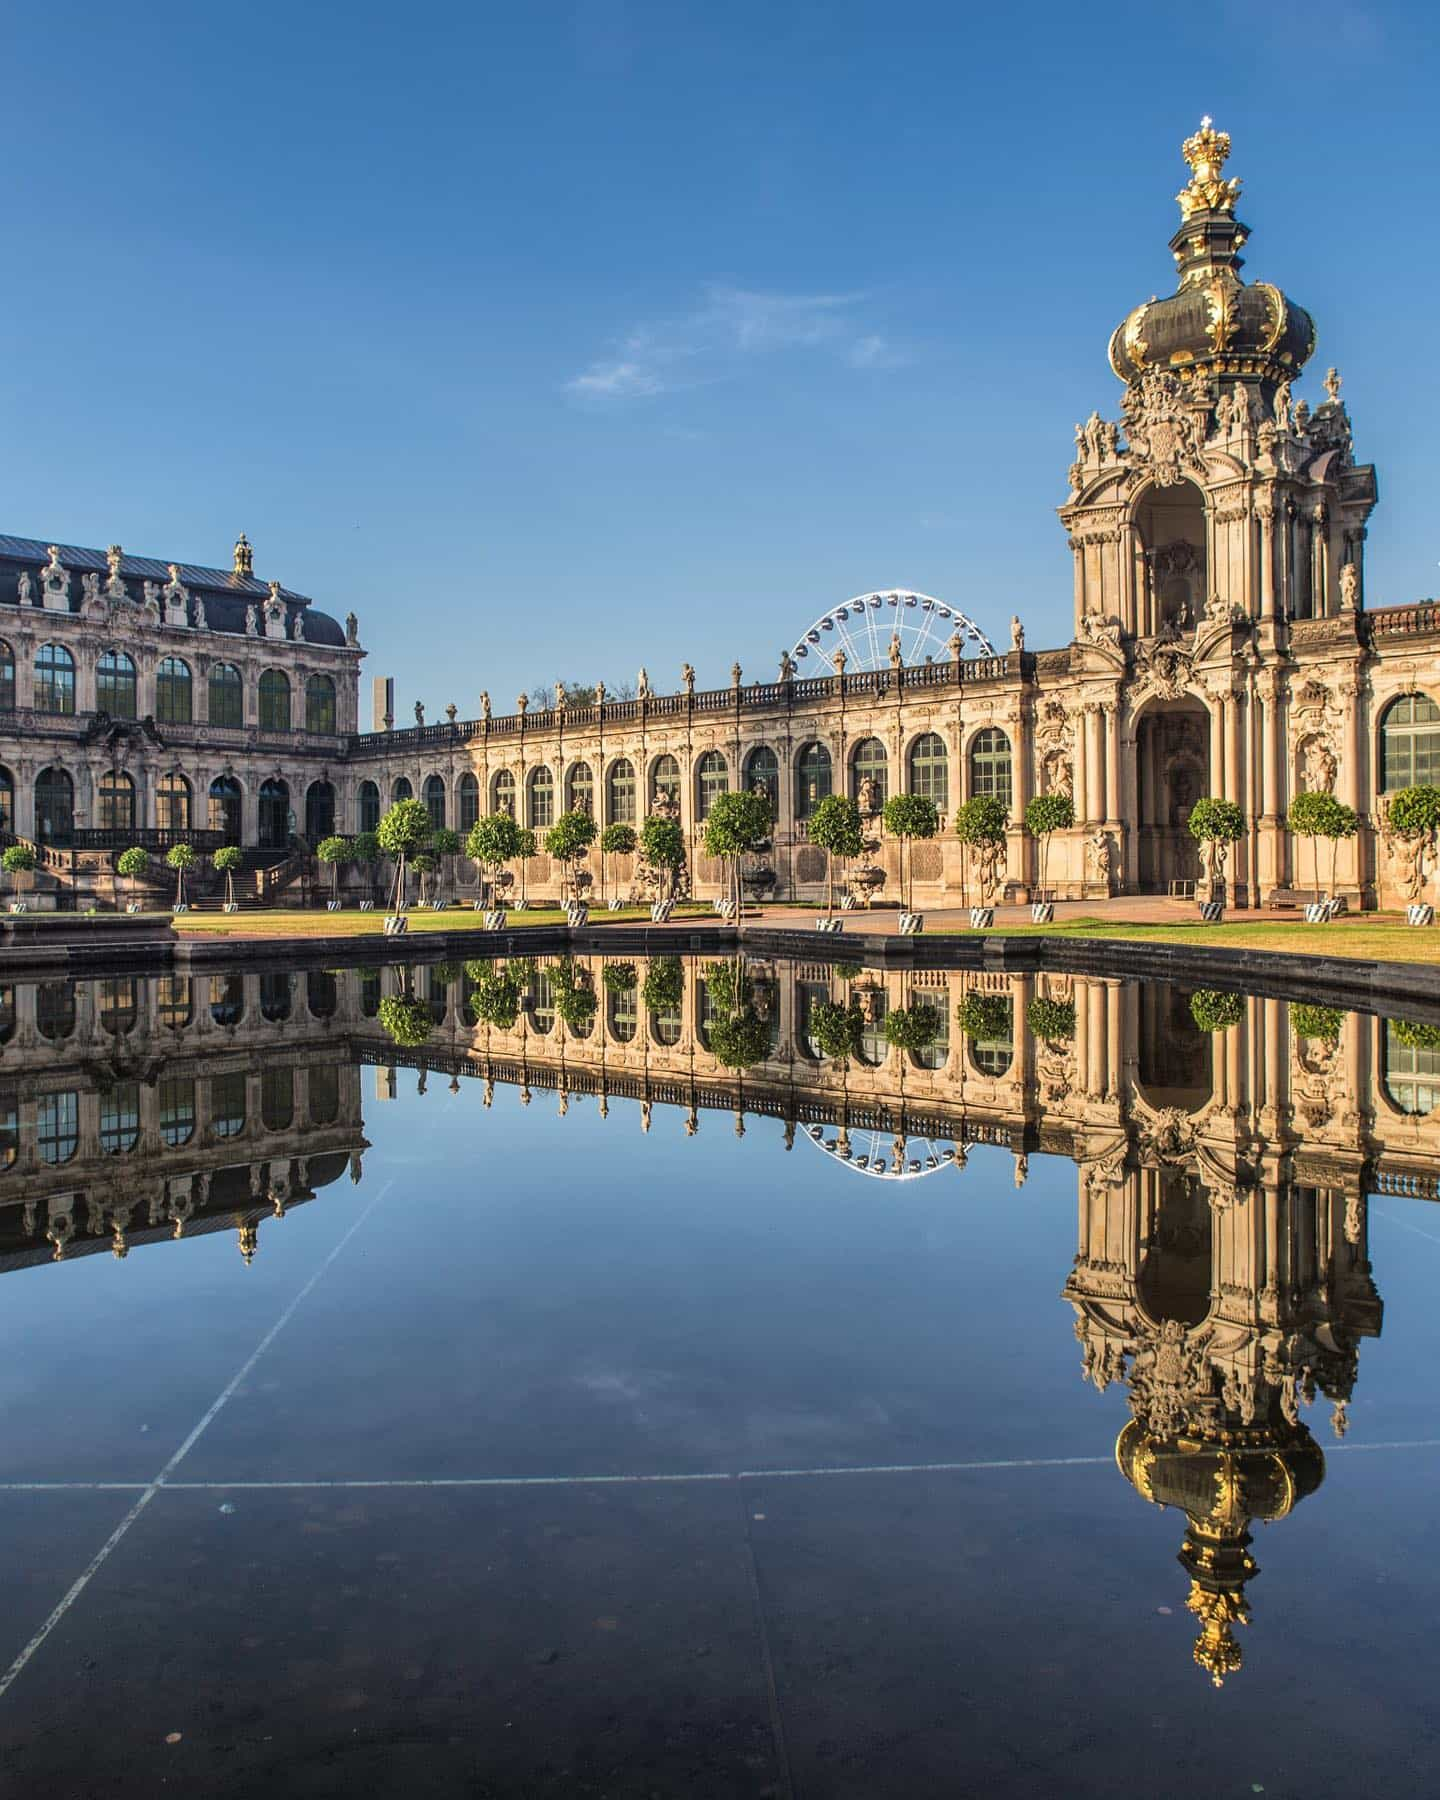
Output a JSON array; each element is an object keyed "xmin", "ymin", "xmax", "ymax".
[{"xmin": 1122, "ymin": 371, "xmax": 1209, "ymax": 488}]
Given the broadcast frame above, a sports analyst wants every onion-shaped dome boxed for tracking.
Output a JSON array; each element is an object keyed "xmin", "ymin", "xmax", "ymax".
[
  {"xmin": 1108, "ymin": 121, "xmax": 1315, "ymax": 393},
  {"xmin": 1116, "ymin": 1415, "xmax": 1324, "ymax": 1685}
]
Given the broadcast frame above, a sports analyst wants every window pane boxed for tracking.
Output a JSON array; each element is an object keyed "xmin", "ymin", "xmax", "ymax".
[
  {"xmin": 795, "ymin": 745, "xmax": 832, "ymax": 821},
  {"xmin": 156, "ymin": 657, "xmax": 192, "ymax": 724},
  {"xmin": 0, "ymin": 641, "xmax": 14, "ymax": 711},
  {"xmin": 209, "ymin": 664, "xmax": 244, "ymax": 728},
  {"xmin": 608, "ymin": 760, "xmax": 636, "ymax": 824},
  {"xmin": 36, "ymin": 645, "xmax": 75, "ymax": 715},
  {"xmin": 259, "ymin": 672, "xmax": 291, "ymax": 731},
  {"xmin": 158, "ymin": 1077, "xmax": 196, "ymax": 1146},
  {"xmin": 38, "ymin": 1091, "xmax": 79, "ymax": 1164},
  {"xmin": 99, "ymin": 1081, "xmax": 141, "ymax": 1154}
]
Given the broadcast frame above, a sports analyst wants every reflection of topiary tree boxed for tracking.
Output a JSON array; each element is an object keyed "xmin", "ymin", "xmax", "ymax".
[
  {"xmin": 882, "ymin": 1001, "xmax": 941, "ymax": 1054},
  {"xmin": 465, "ymin": 960, "xmax": 524, "ymax": 1029},
  {"xmin": 545, "ymin": 809, "xmax": 598, "ymax": 903},
  {"xmin": 641, "ymin": 954, "xmax": 683, "ymax": 1015},
  {"xmin": 1026, "ymin": 995, "xmax": 1076, "ymax": 1042},
  {"xmin": 116, "ymin": 845, "xmax": 150, "ymax": 908},
  {"xmin": 316, "ymin": 834, "xmax": 350, "ymax": 903},
  {"xmin": 378, "ymin": 989, "xmax": 433, "ymax": 1047},
  {"xmin": 881, "ymin": 794, "xmax": 939, "ymax": 912},
  {"xmin": 702, "ymin": 790, "xmax": 772, "ymax": 918},
  {"xmin": 1290, "ymin": 1002, "xmax": 1344, "ymax": 1042},
  {"xmin": 467, "ymin": 813, "xmax": 522, "ymax": 906},
  {"xmin": 708, "ymin": 1009, "xmax": 772, "ymax": 1069},
  {"xmin": 1024, "ymin": 792, "xmax": 1074, "ymax": 899},
  {"xmin": 166, "ymin": 842, "xmax": 199, "ymax": 907},
  {"xmin": 377, "ymin": 798, "xmax": 433, "ymax": 915},
  {"xmin": 1392, "ymin": 1016, "xmax": 1440, "ymax": 1052},
  {"xmin": 1189, "ymin": 988, "xmax": 1245, "ymax": 1033},
  {"xmin": 806, "ymin": 794, "xmax": 865, "ymax": 919},
  {"xmin": 213, "ymin": 843, "xmax": 243, "ymax": 909},
  {"xmin": 552, "ymin": 958, "xmax": 598, "ymax": 1031},
  {"xmin": 701, "ymin": 958, "xmax": 749, "ymax": 1017},
  {"xmin": 809, "ymin": 999, "xmax": 864, "ymax": 1065},
  {"xmin": 955, "ymin": 989, "xmax": 1012, "ymax": 1043},
  {"xmin": 601, "ymin": 960, "xmax": 637, "ymax": 994},
  {"xmin": 599, "ymin": 822, "xmax": 636, "ymax": 905}
]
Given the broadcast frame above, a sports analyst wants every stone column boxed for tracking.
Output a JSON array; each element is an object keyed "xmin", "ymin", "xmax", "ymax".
[
  {"xmin": 1085, "ymin": 708, "xmax": 1103, "ymax": 825},
  {"xmin": 1073, "ymin": 711, "xmax": 1089, "ymax": 826},
  {"xmin": 1258, "ymin": 505, "xmax": 1277, "ymax": 621},
  {"xmin": 1209, "ymin": 694, "xmax": 1226, "ymax": 797},
  {"xmin": 1103, "ymin": 701, "xmax": 1121, "ymax": 828}
]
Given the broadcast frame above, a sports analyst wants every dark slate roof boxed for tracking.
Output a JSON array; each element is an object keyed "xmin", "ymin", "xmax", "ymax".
[{"xmin": 0, "ymin": 533, "xmax": 349, "ymax": 648}]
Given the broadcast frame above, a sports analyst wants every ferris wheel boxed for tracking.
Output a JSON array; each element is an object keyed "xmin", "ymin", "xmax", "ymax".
[
  {"xmin": 803, "ymin": 1122, "xmax": 965, "ymax": 1183},
  {"xmin": 790, "ymin": 590, "xmax": 997, "ymax": 676}
]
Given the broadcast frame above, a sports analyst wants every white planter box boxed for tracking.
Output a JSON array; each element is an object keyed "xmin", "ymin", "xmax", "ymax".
[
  {"xmin": 172, "ymin": 903, "xmax": 190, "ymax": 915},
  {"xmin": 1031, "ymin": 901, "xmax": 1055, "ymax": 924},
  {"xmin": 1304, "ymin": 902, "xmax": 1328, "ymax": 924},
  {"xmin": 358, "ymin": 899, "xmax": 375, "ymax": 912},
  {"xmin": 650, "ymin": 900, "xmax": 674, "ymax": 924},
  {"xmin": 223, "ymin": 901, "xmax": 239, "ymax": 914},
  {"xmin": 1408, "ymin": 902, "xmax": 1435, "ymax": 927},
  {"xmin": 483, "ymin": 910, "xmax": 508, "ymax": 930},
  {"xmin": 383, "ymin": 914, "xmax": 409, "ymax": 936},
  {"xmin": 125, "ymin": 900, "xmax": 141, "ymax": 914},
  {"xmin": 898, "ymin": 911, "xmax": 924, "ymax": 935},
  {"xmin": 565, "ymin": 904, "xmax": 590, "ymax": 927},
  {"xmin": 608, "ymin": 897, "xmax": 623, "ymax": 911},
  {"xmin": 1199, "ymin": 900, "xmax": 1225, "ymax": 923},
  {"xmin": 326, "ymin": 900, "xmax": 341, "ymax": 912},
  {"xmin": 840, "ymin": 893, "xmax": 858, "ymax": 912},
  {"xmin": 969, "ymin": 907, "xmax": 994, "ymax": 929}
]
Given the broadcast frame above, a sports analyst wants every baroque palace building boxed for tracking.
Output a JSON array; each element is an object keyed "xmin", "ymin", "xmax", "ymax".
[{"xmin": 3, "ymin": 121, "xmax": 1439, "ymax": 909}]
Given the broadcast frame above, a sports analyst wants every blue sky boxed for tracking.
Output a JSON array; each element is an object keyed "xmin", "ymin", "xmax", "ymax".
[{"xmin": 4, "ymin": 1, "xmax": 1436, "ymax": 724}]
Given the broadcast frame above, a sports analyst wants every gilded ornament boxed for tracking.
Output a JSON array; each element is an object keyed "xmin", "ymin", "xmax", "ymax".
[{"xmin": 1176, "ymin": 116, "xmax": 1242, "ymax": 220}]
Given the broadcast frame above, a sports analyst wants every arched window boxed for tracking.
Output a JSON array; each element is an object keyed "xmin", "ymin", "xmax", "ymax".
[
  {"xmin": 908, "ymin": 733, "xmax": 949, "ymax": 807},
  {"xmin": 258, "ymin": 669, "xmax": 291, "ymax": 731},
  {"xmin": 567, "ymin": 762, "xmax": 594, "ymax": 816},
  {"xmin": 358, "ymin": 780, "xmax": 381, "ymax": 833},
  {"xmin": 208, "ymin": 776, "xmax": 242, "ymax": 843},
  {"xmin": 492, "ymin": 769, "xmax": 516, "ymax": 816},
  {"xmin": 696, "ymin": 750, "xmax": 728, "ymax": 820},
  {"xmin": 210, "ymin": 1071, "xmax": 247, "ymax": 1139},
  {"xmin": 650, "ymin": 754, "xmax": 680, "ymax": 810},
  {"xmin": 0, "ymin": 765, "xmax": 12, "ymax": 835},
  {"xmin": 607, "ymin": 983, "xmax": 638, "ymax": 1044},
  {"xmin": 208, "ymin": 662, "xmax": 243, "ymax": 728},
  {"xmin": 744, "ymin": 746, "xmax": 780, "ymax": 815},
  {"xmin": 99, "ymin": 978, "xmax": 138, "ymax": 1035},
  {"xmin": 795, "ymin": 743, "xmax": 832, "ymax": 821},
  {"xmin": 850, "ymin": 738, "xmax": 888, "ymax": 808},
  {"xmin": 261, "ymin": 1067, "xmax": 294, "ymax": 1131},
  {"xmin": 259, "ymin": 971, "xmax": 292, "ymax": 1023},
  {"xmin": 157, "ymin": 772, "xmax": 191, "ymax": 833},
  {"xmin": 306, "ymin": 674, "xmax": 336, "ymax": 735},
  {"xmin": 1383, "ymin": 1018, "xmax": 1440, "ymax": 1115},
  {"xmin": 210, "ymin": 973, "xmax": 245, "ymax": 1027},
  {"xmin": 529, "ymin": 767, "xmax": 555, "ymax": 830},
  {"xmin": 35, "ymin": 768, "xmax": 74, "ymax": 843},
  {"xmin": 99, "ymin": 1082, "xmax": 141, "ymax": 1155},
  {"xmin": 35, "ymin": 644, "xmax": 75, "ymax": 715},
  {"xmin": 97, "ymin": 771, "xmax": 135, "ymax": 833},
  {"xmin": 156, "ymin": 657, "xmax": 192, "ymax": 724},
  {"xmin": 258, "ymin": 778, "xmax": 290, "ymax": 850},
  {"xmin": 969, "ymin": 727, "xmax": 1013, "ymax": 810},
  {"xmin": 37, "ymin": 1092, "xmax": 79, "ymax": 1165},
  {"xmin": 608, "ymin": 758, "xmax": 637, "ymax": 824},
  {"xmin": 36, "ymin": 981, "xmax": 77, "ymax": 1041},
  {"xmin": 391, "ymin": 776, "xmax": 413, "ymax": 803},
  {"xmin": 457, "ymin": 771, "xmax": 480, "ymax": 832},
  {"xmin": 306, "ymin": 970, "xmax": 338, "ymax": 1020},
  {"xmin": 0, "ymin": 640, "xmax": 13, "ymax": 711},
  {"xmin": 158, "ymin": 1077, "xmax": 196, "ymax": 1147},
  {"xmin": 97, "ymin": 650, "xmax": 137, "ymax": 718},
  {"xmin": 1380, "ymin": 693, "xmax": 1440, "ymax": 792},
  {"xmin": 306, "ymin": 780, "xmax": 335, "ymax": 842},
  {"xmin": 423, "ymin": 774, "xmax": 446, "ymax": 830},
  {"xmin": 156, "ymin": 976, "xmax": 193, "ymax": 1030}
]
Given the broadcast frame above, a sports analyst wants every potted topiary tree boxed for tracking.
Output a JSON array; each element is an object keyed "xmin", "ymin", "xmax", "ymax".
[
  {"xmin": 2, "ymin": 843, "xmax": 36, "ymax": 913},
  {"xmin": 545, "ymin": 808, "xmax": 598, "ymax": 921},
  {"xmin": 954, "ymin": 794, "xmax": 1008, "ymax": 927},
  {"xmin": 882, "ymin": 793, "xmax": 939, "ymax": 934},
  {"xmin": 1323, "ymin": 799, "xmax": 1358, "ymax": 919},
  {"xmin": 316, "ymin": 834, "xmax": 350, "ymax": 911},
  {"xmin": 1024, "ymin": 792, "xmax": 1074, "ymax": 923},
  {"xmin": 213, "ymin": 843, "xmax": 244, "ymax": 913},
  {"xmin": 466, "ymin": 812, "xmax": 521, "ymax": 924},
  {"xmin": 1187, "ymin": 797, "xmax": 1245, "ymax": 921},
  {"xmin": 1287, "ymin": 790, "xmax": 1342, "ymax": 923},
  {"xmin": 116, "ymin": 845, "xmax": 150, "ymax": 913},
  {"xmin": 638, "ymin": 813, "xmax": 686, "ymax": 922},
  {"xmin": 514, "ymin": 827, "xmax": 537, "ymax": 909},
  {"xmin": 349, "ymin": 831, "xmax": 381, "ymax": 909},
  {"xmin": 702, "ymin": 788, "xmax": 772, "ymax": 922},
  {"xmin": 1385, "ymin": 784, "xmax": 1440, "ymax": 925},
  {"xmin": 430, "ymin": 826, "xmax": 461, "ymax": 908},
  {"xmin": 806, "ymin": 793, "xmax": 865, "ymax": 930},
  {"xmin": 376, "ymin": 796, "xmax": 432, "ymax": 935},
  {"xmin": 410, "ymin": 851, "xmax": 437, "ymax": 907},
  {"xmin": 166, "ymin": 842, "xmax": 198, "ymax": 912},
  {"xmin": 599, "ymin": 822, "xmax": 636, "ymax": 910}
]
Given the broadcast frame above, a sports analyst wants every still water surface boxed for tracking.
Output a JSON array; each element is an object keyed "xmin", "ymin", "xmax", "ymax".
[{"xmin": 1, "ymin": 954, "xmax": 1438, "ymax": 1797}]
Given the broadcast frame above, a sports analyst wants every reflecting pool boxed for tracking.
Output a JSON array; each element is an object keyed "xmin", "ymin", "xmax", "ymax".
[{"xmin": 1, "ymin": 954, "xmax": 1438, "ymax": 1797}]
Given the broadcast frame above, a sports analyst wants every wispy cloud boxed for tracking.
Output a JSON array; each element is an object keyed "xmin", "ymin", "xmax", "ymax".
[{"xmin": 564, "ymin": 284, "xmax": 905, "ymax": 402}]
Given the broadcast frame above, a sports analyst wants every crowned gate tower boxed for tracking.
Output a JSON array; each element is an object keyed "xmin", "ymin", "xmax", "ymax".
[{"xmin": 1059, "ymin": 121, "xmax": 1378, "ymax": 900}]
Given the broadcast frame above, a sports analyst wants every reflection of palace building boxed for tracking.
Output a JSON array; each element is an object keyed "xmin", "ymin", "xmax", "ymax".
[
  {"xmin": 0, "ymin": 970, "xmax": 367, "ymax": 1268},
  {"xmin": 7, "ymin": 956, "xmax": 1437, "ymax": 1680},
  {"xmin": 4, "ymin": 125, "xmax": 1440, "ymax": 910}
]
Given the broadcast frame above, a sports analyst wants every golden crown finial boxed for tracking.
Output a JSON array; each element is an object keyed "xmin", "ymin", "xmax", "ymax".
[{"xmin": 1177, "ymin": 117, "xmax": 1242, "ymax": 219}]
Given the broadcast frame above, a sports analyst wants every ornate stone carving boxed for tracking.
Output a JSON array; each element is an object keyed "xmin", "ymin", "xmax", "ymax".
[
  {"xmin": 1123, "ymin": 371, "xmax": 1207, "ymax": 487},
  {"xmin": 1131, "ymin": 638, "xmax": 1194, "ymax": 705},
  {"xmin": 1086, "ymin": 828, "xmax": 1113, "ymax": 891}
]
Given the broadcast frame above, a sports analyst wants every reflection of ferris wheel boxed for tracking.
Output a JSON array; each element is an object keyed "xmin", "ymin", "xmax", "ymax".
[
  {"xmin": 791, "ymin": 590, "xmax": 997, "ymax": 676},
  {"xmin": 803, "ymin": 1123, "xmax": 965, "ymax": 1182}
]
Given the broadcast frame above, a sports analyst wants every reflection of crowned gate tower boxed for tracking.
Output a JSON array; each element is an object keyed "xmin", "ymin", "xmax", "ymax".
[{"xmin": 1061, "ymin": 118, "xmax": 1377, "ymax": 900}]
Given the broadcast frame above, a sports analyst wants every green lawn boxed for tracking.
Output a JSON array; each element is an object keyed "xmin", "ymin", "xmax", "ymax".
[
  {"xmin": 172, "ymin": 904, "xmax": 709, "ymax": 939},
  {"xmin": 931, "ymin": 914, "xmax": 1440, "ymax": 964}
]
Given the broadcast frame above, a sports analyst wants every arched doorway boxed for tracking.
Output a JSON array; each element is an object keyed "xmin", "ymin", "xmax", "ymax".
[
  {"xmin": 208, "ymin": 776, "xmax": 242, "ymax": 844},
  {"xmin": 1135, "ymin": 703, "xmax": 1210, "ymax": 894},
  {"xmin": 258, "ymin": 779, "xmax": 290, "ymax": 850},
  {"xmin": 305, "ymin": 780, "xmax": 336, "ymax": 843}
]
